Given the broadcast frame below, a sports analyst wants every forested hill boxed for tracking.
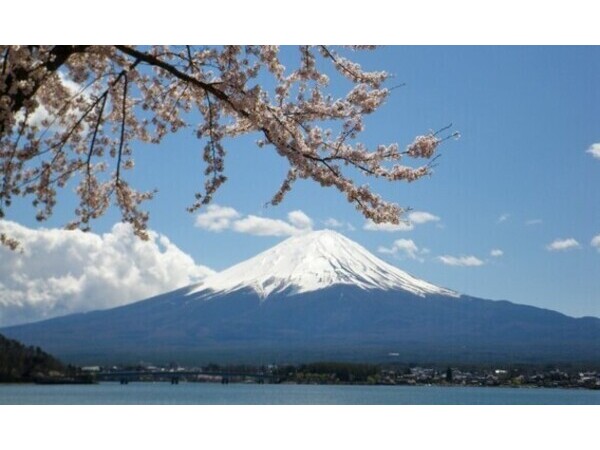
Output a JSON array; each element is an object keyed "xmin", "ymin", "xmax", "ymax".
[{"xmin": 0, "ymin": 333, "xmax": 66, "ymax": 382}]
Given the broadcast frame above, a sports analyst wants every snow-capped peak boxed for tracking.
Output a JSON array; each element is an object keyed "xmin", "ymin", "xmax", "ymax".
[{"xmin": 188, "ymin": 229, "xmax": 457, "ymax": 299}]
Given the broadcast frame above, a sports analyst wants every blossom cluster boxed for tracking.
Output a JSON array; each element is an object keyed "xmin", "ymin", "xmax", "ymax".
[{"xmin": 0, "ymin": 45, "xmax": 454, "ymax": 241}]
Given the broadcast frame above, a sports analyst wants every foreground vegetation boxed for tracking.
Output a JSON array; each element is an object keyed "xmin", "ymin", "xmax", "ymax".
[
  {"xmin": 0, "ymin": 333, "xmax": 93, "ymax": 383},
  {"xmin": 0, "ymin": 333, "xmax": 67, "ymax": 382}
]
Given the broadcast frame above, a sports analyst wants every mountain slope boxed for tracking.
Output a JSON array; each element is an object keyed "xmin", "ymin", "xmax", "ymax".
[{"xmin": 2, "ymin": 230, "xmax": 599, "ymax": 365}]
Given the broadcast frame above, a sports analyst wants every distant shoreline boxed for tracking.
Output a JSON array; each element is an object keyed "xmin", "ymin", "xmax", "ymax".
[
  {"xmin": 84, "ymin": 363, "xmax": 600, "ymax": 391},
  {"xmin": 2, "ymin": 380, "xmax": 600, "ymax": 392}
]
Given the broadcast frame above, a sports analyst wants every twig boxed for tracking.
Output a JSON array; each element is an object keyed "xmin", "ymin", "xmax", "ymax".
[{"xmin": 115, "ymin": 74, "xmax": 128, "ymax": 187}]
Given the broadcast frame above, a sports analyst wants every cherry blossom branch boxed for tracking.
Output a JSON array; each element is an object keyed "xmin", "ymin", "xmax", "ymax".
[
  {"xmin": 0, "ymin": 45, "xmax": 457, "ymax": 247},
  {"xmin": 1, "ymin": 46, "xmax": 89, "ymax": 123},
  {"xmin": 114, "ymin": 45, "xmax": 239, "ymax": 114},
  {"xmin": 1, "ymin": 48, "xmax": 9, "ymax": 76},
  {"xmin": 115, "ymin": 74, "xmax": 128, "ymax": 187},
  {"xmin": 82, "ymin": 92, "xmax": 108, "ymax": 225}
]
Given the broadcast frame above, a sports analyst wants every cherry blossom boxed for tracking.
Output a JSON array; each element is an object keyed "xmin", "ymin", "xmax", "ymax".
[{"xmin": 0, "ymin": 45, "xmax": 457, "ymax": 244}]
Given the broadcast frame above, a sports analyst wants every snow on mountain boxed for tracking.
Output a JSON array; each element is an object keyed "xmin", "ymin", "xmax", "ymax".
[{"xmin": 188, "ymin": 229, "xmax": 458, "ymax": 299}]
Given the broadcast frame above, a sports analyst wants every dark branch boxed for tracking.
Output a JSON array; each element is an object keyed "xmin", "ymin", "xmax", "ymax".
[
  {"xmin": 115, "ymin": 45, "xmax": 244, "ymax": 117},
  {"xmin": 115, "ymin": 74, "xmax": 128, "ymax": 186}
]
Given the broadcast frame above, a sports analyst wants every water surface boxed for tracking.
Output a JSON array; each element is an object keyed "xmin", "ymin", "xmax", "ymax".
[{"xmin": 1, "ymin": 383, "xmax": 599, "ymax": 405}]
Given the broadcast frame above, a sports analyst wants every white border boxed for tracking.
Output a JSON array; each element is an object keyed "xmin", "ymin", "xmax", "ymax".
[
  {"xmin": 0, "ymin": 406, "xmax": 597, "ymax": 449},
  {"xmin": 2, "ymin": 3, "xmax": 598, "ymax": 447},
  {"xmin": 2, "ymin": 0, "xmax": 599, "ymax": 44}
]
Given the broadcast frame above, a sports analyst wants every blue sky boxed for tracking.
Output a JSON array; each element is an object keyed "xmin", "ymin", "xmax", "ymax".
[{"xmin": 4, "ymin": 46, "xmax": 600, "ymax": 321}]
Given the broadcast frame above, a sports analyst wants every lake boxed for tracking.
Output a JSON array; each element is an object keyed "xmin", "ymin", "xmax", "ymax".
[{"xmin": 1, "ymin": 382, "xmax": 599, "ymax": 404}]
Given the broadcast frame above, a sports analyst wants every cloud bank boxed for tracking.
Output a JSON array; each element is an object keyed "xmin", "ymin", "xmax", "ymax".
[
  {"xmin": 364, "ymin": 211, "xmax": 440, "ymax": 232},
  {"xmin": 323, "ymin": 218, "xmax": 355, "ymax": 231},
  {"xmin": 324, "ymin": 218, "xmax": 344, "ymax": 228},
  {"xmin": 546, "ymin": 238, "xmax": 580, "ymax": 252},
  {"xmin": 437, "ymin": 255, "xmax": 485, "ymax": 267},
  {"xmin": 590, "ymin": 234, "xmax": 600, "ymax": 251},
  {"xmin": 0, "ymin": 221, "xmax": 214, "ymax": 326},
  {"xmin": 194, "ymin": 204, "xmax": 240, "ymax": 231},
  {"xmin": 195, "ymin": 205, "xmax": 313, "ymax": 237},
  {"xmin": 587, "ymin": 143, "xmax": 600, "ymax": 160},
  {"xmin": 378, "ymin": 238, "xmax": 428, "ymax": 261}
]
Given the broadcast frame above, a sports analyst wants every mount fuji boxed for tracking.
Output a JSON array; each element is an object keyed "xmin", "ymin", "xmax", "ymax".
[
  {"xmin": 2, "ymin": 230, "xmax": 600, "ymax": 365},
  {"xmin": 190, "ymin": 230, "xmax": 457, "ymax": 299}
]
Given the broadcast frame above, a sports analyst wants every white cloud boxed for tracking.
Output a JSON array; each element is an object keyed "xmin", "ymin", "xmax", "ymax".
[
  {"xmin": 194, "ymin": 204, "xmax": 240, "ymax": 232},
  {"xmin": 525, "ymin": 219, "xmax": 543, "ymax": 226},
  {"xmin": 364, "ymin": 220, "xmax": 414, "ymax": 232},
  {"xmin": 546, "ymin": 238, "xmax": 580, "ymax": 252},
  {"xmin": 586, "ymin": 143, "xmax": 600, "ymax": 160},
  {"xmin": 232, "ymin": 215, "xmax": 307, "ymax": 237},
  {"xmin": 195, "ymin": 205, "xmax": 313, "ymax": 237},
  {"xmin": 497, "ymin": 213, "xmax": 510, "ymax": 223},
  {"xmin": 590, "ymin": 234, "xmax": 600, "ymax": 251},
  {"xmin": 0, "ymin": 221, "xmax": 214, "ymax": 327},
  {"xmin": 324, "ymin": 218, "xmax": 356, "ymax": 231},
  {"xmin": 287, "ymin": 210, "xmax": 313, "ymax": 230},
  {"xmin": 378, "ymin": 238, "xmax": 423, "ymax": 260},
  {"xmin": 324, "ymin": 218, "xmax": 344, "ymax": 228},
  {"xmin": 364, "ymin": 210, "xmax": 440, "ymax": 232},
  {"xmin": 437, "ymin": 255, "xmax": 485, "ymax": 267},
  {"xmin": 490, "ymin": 249, "xmax": 503, "ymax": 257},
  {"xmin": 407, "ymin": 211, "xmax": 440, "ymax": 224}
]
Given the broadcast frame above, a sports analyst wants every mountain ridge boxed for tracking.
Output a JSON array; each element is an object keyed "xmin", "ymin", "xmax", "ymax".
[{"xmin": 2, "ymin": 229, "xmax": 599, "ymax": 365}]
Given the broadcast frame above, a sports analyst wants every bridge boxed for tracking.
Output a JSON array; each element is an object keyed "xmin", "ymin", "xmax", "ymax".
[{"xmin": 96, "ymin": 370, "xmax": 273, "ymax": 384}]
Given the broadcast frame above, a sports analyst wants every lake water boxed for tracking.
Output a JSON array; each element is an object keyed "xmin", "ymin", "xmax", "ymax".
[{"xmin": 1, "ymin": 383, "xmax": 599, "ymax": 404}]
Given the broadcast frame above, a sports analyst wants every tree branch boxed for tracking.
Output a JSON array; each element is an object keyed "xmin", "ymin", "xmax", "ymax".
[
  {"xmin": 115, "ymin": 45, "xmax": 244, "ymax": 117},
  {"xmin": 115, "ymin": 74, "xmax": 128, "ymax": 187}
]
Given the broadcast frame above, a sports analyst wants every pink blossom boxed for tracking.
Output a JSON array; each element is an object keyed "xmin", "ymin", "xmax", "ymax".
[{"xmin": 0, "ymin": 45, "xmax": 455, "ymax": 245}]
